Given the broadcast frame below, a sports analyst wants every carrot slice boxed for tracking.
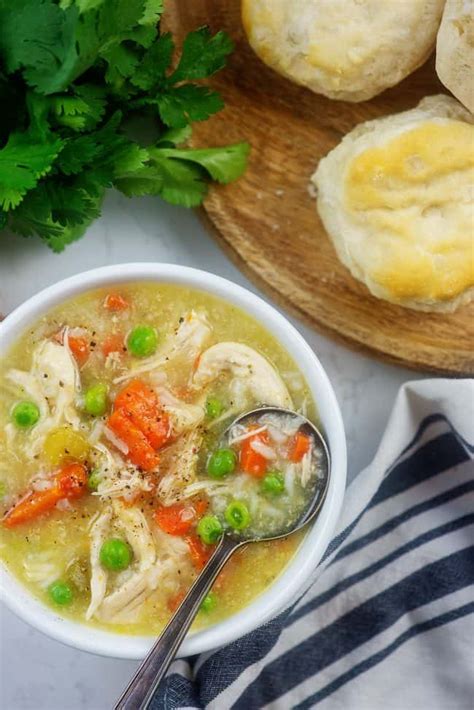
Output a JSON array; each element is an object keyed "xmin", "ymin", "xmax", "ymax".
[
  {"xmin": 104, "ymin": 293, "xmax": 129, "ymax": 312},
  {"xmin": 56, "ymin": 462, "xmax": 88, "ymax": 498},
  {"xmin": 240, "ymin": 429, "xmax": 270, "ymax": 478},
  {"xmin": 288, "ymin": 431, "xmax": 311, "ymax": 463},
  {"xmin": 3, "ymin": 463, "xmax": 88, "ymax": 528},
  {"xmin": 114, "ymin": 380, "xmax": 171, "ymax": 450},
  {"xmin": 154, "ymin": 499, "xmax": 208, "ymax": 536},
  {"xmin": 107, "ymin": 409, "xmax": 160, "ymax": 471},
  {"xmin": 54, "ymin": 330, "xmax": 90, "ymax": 366},
  {"xmin": 185, "ymin": 534, "xmax": 214, "ymax": 569},
  {"xmin": 114, "ymin": 380, "xmax": 157, "ymax": 411},
  {"xmin": 68, "ymin": 336, "xmax": 90, "ymax": 366},
  {"xmin": 102, "ymin": 334, "xmax": 125, "ymax": 357},
  {"xmin": 135, "ymin": 411, "xmax": 170, "ymax": 451}
]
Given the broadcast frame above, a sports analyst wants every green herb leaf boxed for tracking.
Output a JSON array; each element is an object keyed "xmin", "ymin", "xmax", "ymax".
[
  {"xmin": 43, "ymin": 181, "xmax": 101, "ymax": 228},
  {"xmin": 130, "ymin": 33, "xmax": 174, "ymax": 91},
  {"xmin": 170, "ymin": 27, "xmax": 234, "ymax": 83},
  {"xmin": 151, "ymin": 85, "xmax": 224, "ymax": 128},
  {"xmin": 49, "ymin": 84, "xmax": 107, "ymax": 132},
  {"xmin": 0, "ymin": 130, "xmax": 64, "ymax": 210},
  {"xmin": 114, "ymin": 167, "xmax": 164, "ymax": 197},
  {"xmin": 56, "ymin": 112, "xmax": 142, "ymax": 181},
  {"xmin": 0, "ymin": 3, "xmax": 248, "ymax": 248},
  {"xmin": 102, "ymin": 44, "xmax": 140, "ymax": 87},
  {"xmin": 152, "ymin": 155, "xmax": 208, "ymax": 206},
  {"xmin": 156, "ymin": 124, "xmax": 193, "ymax": 147},
  {"xmin": 0, "ymin": 0, "xmax": 163, "ymax": 95},
  {"xmin": 154, "ymin": 142, "xmax": 250, "ymax": 183},
  {"xmin": 140, "ymin": 0, "xmax": 164, "ymax": 26},
  {"xmin": 9, "ymin": 181, "xmax": 103, "ymax": 251},
  {"xmin": 0, "ymin": 0, "xmax": 78, "ymax": 94},
  {"xmin": 116, "ymin": 154, "xmax": 208, "ymax": 207}
]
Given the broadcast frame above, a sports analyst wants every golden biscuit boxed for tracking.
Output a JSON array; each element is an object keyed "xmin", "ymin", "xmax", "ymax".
[
  {"xmin": 242, "ymin": 0, "xmax": 445, "ymax": 101},
  {"xmin": 312, "ymin": 96, "xmax": 474, "ymax": 312},
  {"xmin": 436, "ymin": 0, "xmax": 474, "ymax": 113}
]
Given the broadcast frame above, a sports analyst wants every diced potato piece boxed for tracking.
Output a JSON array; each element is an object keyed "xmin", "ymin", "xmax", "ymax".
[{"xmin": 43, "ymin": 427, "xmax": 89, "ymax": 467}]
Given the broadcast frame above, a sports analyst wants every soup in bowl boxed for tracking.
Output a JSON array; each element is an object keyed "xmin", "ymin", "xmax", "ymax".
[{"xmin": 0, "ymin": 264, "xmax": 346, "ymax": 658}]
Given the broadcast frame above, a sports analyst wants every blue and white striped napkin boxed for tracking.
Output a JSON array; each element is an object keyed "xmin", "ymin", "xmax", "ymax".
[{"xmin": 151, "ymin": 379, "xmax": 474, "ymax": 710}]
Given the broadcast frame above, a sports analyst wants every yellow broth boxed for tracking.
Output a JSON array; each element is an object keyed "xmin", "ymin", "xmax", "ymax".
[{"xmin": 0, "ymin": 284, "xmax": 314, "ymax": 634}]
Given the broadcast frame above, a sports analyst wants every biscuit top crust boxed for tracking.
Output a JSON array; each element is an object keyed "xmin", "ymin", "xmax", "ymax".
[
  {"xmin": 242, "ymin": 0, "xmax": 445, "ymax": 97},
  {"xmin": 344, "ymin": 120, "xmax": 474, "ymax": 301}
]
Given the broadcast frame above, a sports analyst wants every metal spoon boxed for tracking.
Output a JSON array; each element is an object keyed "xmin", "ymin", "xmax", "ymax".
[{"xmin": 114, "ymin": 407, "xmax": 330, "ymax": 710}]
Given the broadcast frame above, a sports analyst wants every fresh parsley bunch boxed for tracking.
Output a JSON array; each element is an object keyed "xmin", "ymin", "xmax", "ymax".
[{"xmin": 0, "ymin": 0, "xmax": 249, "ymax": 251}]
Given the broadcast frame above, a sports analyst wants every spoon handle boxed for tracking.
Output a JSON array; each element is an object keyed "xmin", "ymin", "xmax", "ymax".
[{"xmin": 114, "ymin": 535, "xmax": 239, "ymax": 710}]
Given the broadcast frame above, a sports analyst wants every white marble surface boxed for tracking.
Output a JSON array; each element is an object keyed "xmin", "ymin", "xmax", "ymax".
[{"xmin": 0, "ymin": 192, "xmax": 423, "ymax": 710}]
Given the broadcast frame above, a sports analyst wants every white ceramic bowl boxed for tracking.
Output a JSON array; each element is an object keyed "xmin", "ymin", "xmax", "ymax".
[{"xmin": 0, "ymin": 263, "xmax": 346, "ymax": 659}]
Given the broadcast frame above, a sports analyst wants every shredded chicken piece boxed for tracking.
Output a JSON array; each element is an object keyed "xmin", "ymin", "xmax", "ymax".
[
  {"xmin": 149, "ymin": 528, "xmax": 193, "ymax": 595},
  {"xmin": 250, "ymin": 439, "xmax": 277, "ymax": 460},
  {"xmin": 300, "ymin": 450, "xmax": 312, "ymax": 488},
  {"xmin": 6, "ymin": 338, "xmax": 80, "ymax": 456},
  {"xmin": 86, "ymin": 507, "xmax": 113, "ymax": 620},
  {"xmin": 160, "ymin": 478, "xmax": 229, "ymax": 502},
  {"xmin": 90, "ymin": 504, "xmax": 195, "ymax": 624},
  {"xmin": 156, "ymin": 429, "xmax": 202, "ymax": 505},
  {"xmin": 92, "ymin": 443, "xmax": 153, "ymax": 500},
  {"xmin": 229, "ymin": 424, "xmax": 268, "ymax": 445},
  {"xmin": 23, "ymin": 551, "xmax": 62, "ymax": 589},
  {"xmin": 113, "ymin": 311, "xmax": 212, "ymax": 384},
  {"xmin": 154, "ymin": 386, "xmax": 205, "ymax": 435},
  {"xmin": 114, "ymin": 502, "xmax": 156, "ymax": 569},
  {"xmin": 260, "ymin": 412, "xmax": 303, "ymax": 438},
  {"xmin": 266, "ymin": 423, "xmax": 288, "ymax": 444},
  {"xmin": 284, "ymin": 464, "xmax": 297, "ymax": 498},
  {"xmin": 95, "ymin": 503, "xmax": 157, "ymax": 623},
  {"xmin": 192, "ymin": 342, "xmax": 292, "ymax": 408}
]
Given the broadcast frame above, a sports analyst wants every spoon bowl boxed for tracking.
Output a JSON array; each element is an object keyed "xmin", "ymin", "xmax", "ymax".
[
  {"xmin": 115, "ymin": 407, "xmax": 331, "ymax": 710},
  {"xmin": 223, "ymin": 406, "xmax": 330, "ymax": 541}
]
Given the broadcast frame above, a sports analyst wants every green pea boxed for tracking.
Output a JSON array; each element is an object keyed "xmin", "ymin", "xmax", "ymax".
[
  {"xmin": 84, "ymin": 383, "xmax": 108, "ymax": 416},
  {"xmin": 225, "ymin": 501, "xmax": 251, "ymax": 530},
  {"xmin": 207, "ymin": 448, "xmax": 237, "ymax": 479},
  {"xmin": 206, "ymin": 397, "xmax": 223, "ymax": 419},
  {"xmin": 100, "ymin": 538, "xmax": 132, "ymax": 571},
  {"xmin": 127, "ymin": 325, "xmax": 158, "ymax": 358},
  {"xmin": 11, "ymin": 401, "xmax": 40, "ymax": 428},
  {"xmin": 200, "ymin": 592, "xmax": 217, "ymax": 613},
  {"xmin": 48, "ymin": 580, "xmax": 73, "ymax": 606},
  {"xmin": 87, "ymin": 469, "xmax": 101, "ymax": 491},
  {"xmin": 196, "ymin": 515, "xmax": 223, "ymax": 545},
  {"xmin": 261, "ymin": 471, "xmax": 285, "ymax": 496}
]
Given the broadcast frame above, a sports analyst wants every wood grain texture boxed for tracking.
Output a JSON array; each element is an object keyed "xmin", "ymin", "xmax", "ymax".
[{"xmin": 164, "ymin": 1, "xmax": 474, "ymax": 375}]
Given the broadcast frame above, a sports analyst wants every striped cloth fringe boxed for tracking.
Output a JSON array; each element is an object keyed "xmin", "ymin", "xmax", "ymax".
[{"xmin": 151, "ymin": 379, "xmax": 474, "ymax": 710}]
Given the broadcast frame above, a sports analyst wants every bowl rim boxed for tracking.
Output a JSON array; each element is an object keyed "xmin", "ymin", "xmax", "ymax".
[{"xmin": 0, "ymin": 263, "xmax": 346, "ymax": 659}]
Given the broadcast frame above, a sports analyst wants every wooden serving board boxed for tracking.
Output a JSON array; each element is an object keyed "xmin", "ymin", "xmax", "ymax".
[{"xmin": 164, "ymin": 1, "xmax": 474, "ymax": 375}]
